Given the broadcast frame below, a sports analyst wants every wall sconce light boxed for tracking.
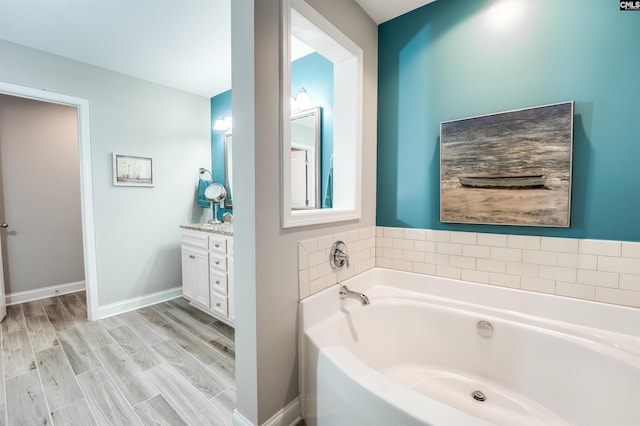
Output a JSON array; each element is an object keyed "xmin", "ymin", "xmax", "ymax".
[
  {"xmin": 213, "ymin": 115, "xmax": 232, "ymax": 131},
  {"xmin": 291, "ymin": 87, "xmax": 312, "ymax": 111}
]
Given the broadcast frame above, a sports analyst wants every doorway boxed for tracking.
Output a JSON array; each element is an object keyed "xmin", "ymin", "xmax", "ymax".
[{"xmin": 0, "ymin": 82, "xmax": 98, "ymax": 320}]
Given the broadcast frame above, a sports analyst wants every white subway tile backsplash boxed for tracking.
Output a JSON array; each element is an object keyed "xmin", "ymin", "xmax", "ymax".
[
  {"xmin": 413, "ymin": 262, "xmax": 436, "ymax": 275},
  {"xmin": 461, "ymin": 269, "xmax": 490, "ymax": 284},
  {"xmin": 579, "ymin": 239, "xmax": 620, "ymax": 257},
  {"xmin": 299, "ymin": 227, "xmax": 640, "ymax": 310},
  {"xmin": 507, "ymin": 235, "xmax": 541, "ymax": 250},
  {"xmin": 576, "ymin": 269, "xmax": 618, "ymax": 288},
  {"xmin": 540, "ymin": 265, "xmax": 576, "ymax": 283},
  {"xmin": 404, "ymin": 250, "xmax": 425, "ymax": 263},
  {"xmin": 557, "ymin": 253, "xmax": 597, "ymax": 270},
  {"xmin": 392, "ymin": 259, "xmax": 413, "ymax": 272},
  {"xmin": 489, "ymin": 273, "xmax": 520, "ymax": 289},
  {"xmin": 376, "ymin": 236, "xmax": 393, "ymax": 248},
  {"xmin": 521, "ymin": 277, "xmax": 555, "ymax": 294},
  {"xmin": 392, "ymin": 238, "xmax": 414, "ymax": 250},
  {"xmin": 620, "ymin": 274, "xmax": 640, "ymax": 291},
  {"xmin": 436, "ymin": 265, "xmax": 461, "ymax": 279},
  {"xmin": 522, "ymin": 249, "xmax": 557, "ymax": 266},
  {"xmin": 490, "ymin": 247, "xmax": 522, "ymax": 262},
  {"xmin": 425, "ymin": 230, "xmax": 450, "ymax": 242},
  {"xmin": 450, "ymin": 232, "xmax": 477, "ymax": 245},
  {"xmin": 477, "ymin": 258, "xmax": 506, "ymax": 273},
  {"xmin": 463, "ymin": 244, "xmax": 491, "ymax": 259},
  {"xmin": 414, "ymin": 240, "xmax": 437, "ymax": 253},
  {"xmin": 541, "ymin": 237, "xmax": 578, "ymax": 253},
  {"xmin": 595, "ymin": 287, "xmax": 640, "ymax": 308},
  {"xmin": 383, "ymin": 227, "xmax": 404, "ymax": 238},
  {"xmin": 477, "ymin": 233, "xmax": 507, "ymax": 247},
  {"xmin": 622, "ymin": 242, "xmax": 640, "ymax": 259},
  {"xmin": 556, "ymin": 282, "xmax": 595, "ymax": 301},
  {"xmin": 437, "ymin": 242, "xmax": 462, "ymax": 256},
  {"xmin": 506, "ymin": 262, "xmax": 539, "ymax": 278},
  {"xmin": 450, "ymin": 255, "xmax": 476, "ymax": 270},
  {"xmin": 598, "ymin": 256, "xmax": 640, "ymax": 275},
  {"xmin": 404, "ymin": 228, "xmax": 426, "ymax": 240}
]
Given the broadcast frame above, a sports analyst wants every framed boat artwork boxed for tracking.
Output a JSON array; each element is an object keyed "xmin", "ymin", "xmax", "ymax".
[{"xmin": 440, "ymin": 102, "xmax": 574, "ymax": 227}]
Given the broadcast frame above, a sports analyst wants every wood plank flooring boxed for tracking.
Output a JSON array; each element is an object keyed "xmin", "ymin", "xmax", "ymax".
[{"xmin": 0, "ymin": 292, "xmax": 236, "ymax": 425}]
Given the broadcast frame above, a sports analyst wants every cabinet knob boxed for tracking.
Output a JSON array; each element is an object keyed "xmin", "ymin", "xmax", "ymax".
[
  {"xmin": 216, "ymin": 303, "xmax": 221, "ymax": 308},
  {"xmin": 215, "ymin": 261, "xmax": 220, "ymax": 265},
  {"xmin": 189, "ymin": 255, "xmax": 195, "ymax": 259},
  {"xmin": 216, "ymin": 280, "xmax": 221, "ymax": 284},
  {"xmin": 214, "ymin": 243, "xmax": 220, "ymax": 248}
]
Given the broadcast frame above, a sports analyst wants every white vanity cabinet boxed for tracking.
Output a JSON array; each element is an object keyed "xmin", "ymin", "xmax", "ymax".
[{"xmin": 181, "ymin": 227, "xmax": 234, "ymax": 326}]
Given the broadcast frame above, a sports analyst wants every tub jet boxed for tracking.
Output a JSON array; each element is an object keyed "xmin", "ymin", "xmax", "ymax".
[{"xmin": 471, "ymin": 390, "xmax": 486, "ymax": 402}]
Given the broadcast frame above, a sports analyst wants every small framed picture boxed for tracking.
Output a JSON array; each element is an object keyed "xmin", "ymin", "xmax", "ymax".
[{"xmin": 112, "ymin": 153, "xmax": 154, "ymax": 187}]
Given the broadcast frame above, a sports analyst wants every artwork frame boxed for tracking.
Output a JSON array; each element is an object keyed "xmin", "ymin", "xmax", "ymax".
[
  {"xmin": 440, "ymin": 101, "xmax": 574, "ymax": 227},
  {"xmin": 112, "ymin": 153, "xmax": 154, "ymax": 187}
]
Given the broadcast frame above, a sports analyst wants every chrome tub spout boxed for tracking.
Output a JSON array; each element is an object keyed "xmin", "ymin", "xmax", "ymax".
[{"xmin": 339, "ymin": 285, "xmax": 370, "ymax": 306}]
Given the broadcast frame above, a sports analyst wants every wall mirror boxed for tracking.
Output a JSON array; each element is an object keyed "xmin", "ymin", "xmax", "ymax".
[
  {"xmin": 291, "ymin": 106, "xmax": 321, "ymax": 210},
  {"xmin": 281, "ymin": 0, "xmax": 363, "ymax": 228},
  {"xmin": 224, "ymin": 133, "xmax": 233, "ymax": 208}
]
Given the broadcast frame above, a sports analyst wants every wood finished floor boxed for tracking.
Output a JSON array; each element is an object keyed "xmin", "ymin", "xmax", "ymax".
[{"xmin": 0, "ymin": 292, "xmax": 236, "ymax": 425}]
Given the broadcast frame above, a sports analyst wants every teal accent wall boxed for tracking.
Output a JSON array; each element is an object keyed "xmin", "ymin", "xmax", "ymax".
[
  {"xmin": 211, "ymin": 52, "xmax": 334, "ymax": 209},
  {"xmin": 377, "ymin": 0, "xmax": 640, "ymax": 241},
  {"xmin": 210, "ymin": 89, "xmax": 232, "ymax": 218}
]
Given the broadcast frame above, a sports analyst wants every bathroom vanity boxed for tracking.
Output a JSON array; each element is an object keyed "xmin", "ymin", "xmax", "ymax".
[{"xmin": 180, "ymin": 224, "xmax": 234, "ymax": 326}]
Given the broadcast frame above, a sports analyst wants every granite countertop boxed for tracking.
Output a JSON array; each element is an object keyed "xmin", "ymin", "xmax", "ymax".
[{"xmin": 180, "ymin": 223, "xmax": 233, "ymax": 236}]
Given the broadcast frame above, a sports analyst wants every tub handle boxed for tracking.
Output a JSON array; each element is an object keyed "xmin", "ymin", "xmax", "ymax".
[{"xmin": 330, "ymin": 241, "xmax": 350, "ymax": 270}]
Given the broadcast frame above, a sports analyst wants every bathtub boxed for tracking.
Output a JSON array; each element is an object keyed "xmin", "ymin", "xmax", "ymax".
[{"xmin": 298, "ymin": 268, "xmax": 640, "ymax": 426}]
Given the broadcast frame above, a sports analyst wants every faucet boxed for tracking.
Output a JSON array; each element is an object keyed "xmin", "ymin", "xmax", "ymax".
[{"xmin": 339, "ymin": 285, "xmax": 370, "ymax": 306}]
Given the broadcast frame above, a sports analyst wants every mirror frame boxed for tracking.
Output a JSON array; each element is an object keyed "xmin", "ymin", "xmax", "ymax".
[
  {"xmin": 281, "ymin": 0, "xmax": 363, "ymax": 228},
  {"xmin": 291, "ymin": 106, "xmax": 321, "ymax": 210},
  {"xmin": 224, "ymin": 132, "xmax": 233, "ymax": 208}
]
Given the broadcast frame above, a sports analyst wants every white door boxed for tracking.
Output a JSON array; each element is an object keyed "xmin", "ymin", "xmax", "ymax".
[
  {"xmin": 0, "ymin": 223, "xmax": 7, "ymax": 321},
  {"xmin": 291, "ymin": 148, "xmax": 308, "ymax": 208}
]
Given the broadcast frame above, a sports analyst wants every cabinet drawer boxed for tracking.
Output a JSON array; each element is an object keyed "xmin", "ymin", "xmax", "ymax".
[
  {"xmin": 209, "ymin": 236, "xmax": 227, "ymax": 254},
  {"xmin": 182, "ymin": 231, "xmax": 208, "ymax": 249},
  {"xmin": 210, "ymin": 252, "xmax": 227, "ymax": 272},
  {"xmin": 210, "ymin": 270, "xmax": 228, "ymax": 294},
  {"xmin": 211, "ymin": 292, "xmax": 228, "ymax": 317}
]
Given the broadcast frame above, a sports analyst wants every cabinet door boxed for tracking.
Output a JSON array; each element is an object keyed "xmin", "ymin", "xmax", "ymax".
[
  {"xmin": 182, "ymin": 246, "xmax": 210, "ymax": 308},
  {"xmin": 228, "ymin": 246, "xmax": 235, "ymax": 322}
]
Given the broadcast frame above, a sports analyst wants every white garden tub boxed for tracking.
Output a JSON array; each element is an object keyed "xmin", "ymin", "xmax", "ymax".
[{"xmin": 299, "ymin": 268, "xmax": 640, "ymax": 425}]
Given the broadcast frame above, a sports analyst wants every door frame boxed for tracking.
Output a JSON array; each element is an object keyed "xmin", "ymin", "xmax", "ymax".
[{"xmin": 0, "ymin": 82, "xmax": 99, "ymax": 320}]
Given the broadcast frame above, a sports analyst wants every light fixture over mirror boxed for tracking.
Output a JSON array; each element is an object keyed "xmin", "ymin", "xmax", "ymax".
[
  {"xmin": 282, "ymin": 0, "xmax": 363, "ymax": 228},
  {"xmin": 213, "ymin": 115, "xmax": 232, "ymax": 132}
]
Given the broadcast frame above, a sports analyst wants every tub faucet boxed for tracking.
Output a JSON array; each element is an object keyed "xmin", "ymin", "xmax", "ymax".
[{"xmin": 339, "ymin": 285, "xmax": 370, "ymax": 306}]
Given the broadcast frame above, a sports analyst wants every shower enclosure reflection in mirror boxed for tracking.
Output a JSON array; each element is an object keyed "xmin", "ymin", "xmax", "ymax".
[{"xmin": 281, "ymin": 0, "xmax": 363, "ymax": 228}]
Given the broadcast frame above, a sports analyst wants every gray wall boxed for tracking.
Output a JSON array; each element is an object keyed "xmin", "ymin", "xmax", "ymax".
[
  {"xmin": 232, "ymin": 0, "xmax": 377, "ymax": 423},
  {"xmin": 0, "ymin": 95, "xmax": 84, "ymax": 293},
  {"xmin": 0, "ymin": 40, "xmax": 211, "ymax": 306}
]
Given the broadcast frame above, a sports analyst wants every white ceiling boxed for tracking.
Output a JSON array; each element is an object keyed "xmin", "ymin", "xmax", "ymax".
[{"xmin": 0, "ymin": 0, "xmax": 434, "ymax": 99}]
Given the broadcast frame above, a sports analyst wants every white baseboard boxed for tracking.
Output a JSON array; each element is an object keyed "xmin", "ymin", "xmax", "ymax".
[
  {"xmin": 98, "ymin": 287, "xmax": 183, "ymax": 319},
  {"xmin": 232, "ymin": 398, "xmax": 301, "ymax": 426},
  {"xmin": 264, "ymin": 398, "xmax": 301, "ymax": 426},
  {"xmin": 5, "ymin": 281, "xmax": 86, "ymax": 305}
]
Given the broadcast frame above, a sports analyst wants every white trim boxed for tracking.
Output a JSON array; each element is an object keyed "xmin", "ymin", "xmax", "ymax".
[
  {"xmin": 5, "ymin": 281, "xmax": 86, "ymax": 305},
  {"xmin": 232, "ymin": 410, "xmax": 254, "ymax": 426},
  {"xmin": 263, "ymin": 398, "xmax": 301, "ymax": 426},
  {"xmin": 281, "ymin": 0, "xmax": 364, "ymax": 228},
  {"xmin": 232, "ymin": 398, "xmax": 301, "ymax": 426},
  {"xmin": 98, "ymin": 287, "xmax": 183, "ymax": 319},
  {"xmin": 0, "ymin": 82, "xmax": 99, "ymax": 320}
]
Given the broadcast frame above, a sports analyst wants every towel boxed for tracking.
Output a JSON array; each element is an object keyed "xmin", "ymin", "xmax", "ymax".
[
  {"xmin": 322, "ymin": 166, "xmax": 333, "ymax": 208},
  {"xmin": 197, "ymin": 178, "xmax": 212, "ymax": 208}
]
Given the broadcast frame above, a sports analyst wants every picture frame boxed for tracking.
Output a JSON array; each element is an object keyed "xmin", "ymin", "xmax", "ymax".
[
  {"xmin": 440, "ymin": 101, "xmax": 574, "ymax": 227},
  {"xmin": 112, "ymin": 153, "xmax": 154, "ymax": 187}
]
